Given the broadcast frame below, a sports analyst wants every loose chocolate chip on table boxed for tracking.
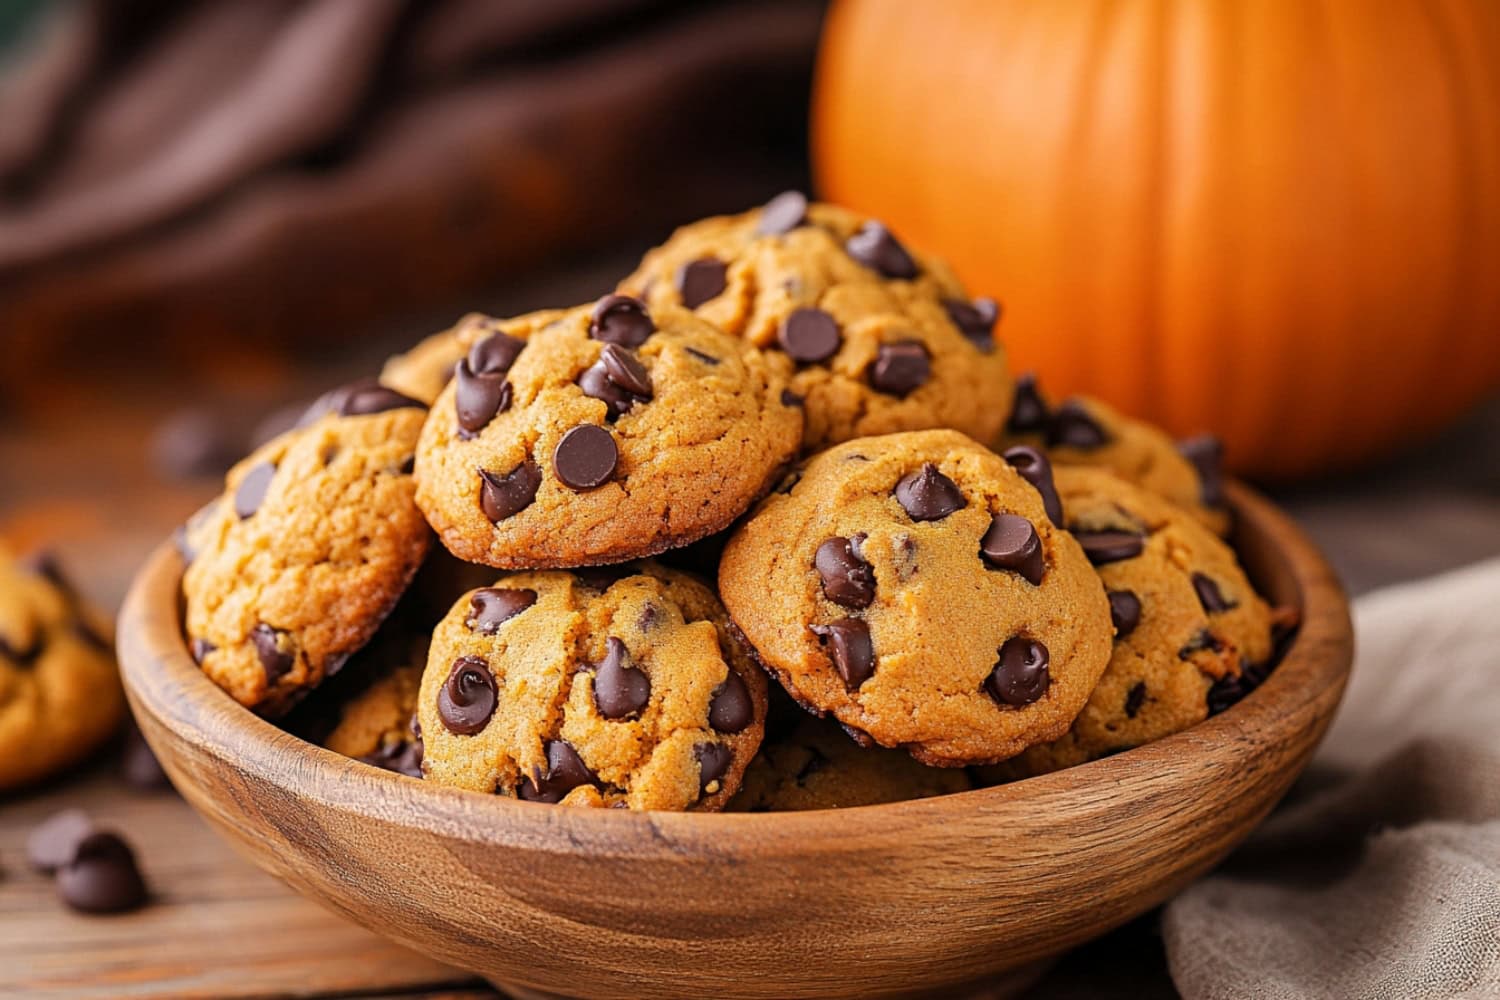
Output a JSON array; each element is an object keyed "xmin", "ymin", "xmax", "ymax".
[
  {"xmin": 980, "ymin": 513, "xmax": 1045, "ymax": 585},
  {"xmin": 757, "ymin": 190, "xmax": 808, "ymax": 236},
  {"xmin": 1125, "ymin": 682, "xmax": 1148, "ymax": 719},
  {"xmin": 338, "ymin": 384, "xmax": 426, "ymax": 417},
  {"xmin": 684, "ymin": 347, "xmax": 720, "ymax": 366},
  {"xmin": 250, "ymin": 624, "xmax": 294, "ymax": 685},
  {"xmin": 478, "ymin": 461, "xmax": 542, "ymax": 521},
  {"xmin": 810, "ymin": 618, "xmax": 875, "ymax": 691},
  {"xmin": 868, "ymin": 341, "xmax": 930, "ymax": 396},
  {"xmin": 814, "ymin": 535, "xmax": 875, "ymax": 609},
  {"xmin": 468, "ymin": 330, "xmax": 526, "ymax": 375},
  {"xmin": 676, "ymin": 257, "xmax": 728, "ymax": 309},
  {"xmin": 709, "ymin": 671, "xmax": 753, "ymax": 734},
  {"xmin": 589, "ymin": 294, "xmax": 654, "ymax": 347},
  {"xmin": 781, "ymin": 388, "xmax": 804, "ymax": 408},
  {"xmin": 894, "ymin": 462, "xmax": 966, "ymax": 521},
  {"xmin": 56, "ymin": 831, "xmax": 148, "ymax": 914},
  {"xmin": 1178, "ymin": 434, "xmax": 1226, "ymax": 508},
  {"xmin": 455, "ymin": 362, "xmax": 511, "ymax": 436},
  {"xmin": 189, "ymin": 637, "xmax": 216, "ymax": 664},
  {"xmin": 1108, "ymin": 590, "xmax": 1142, "ymax": 637},
  {"xmin": 1001, "ymin": 445, "xmax": 1063, "ymax": 527},
  {"xmin": 1073, "ymin": 530, "xmax": 1145, "ymax": 566},
  {"xmin": 694, "ymin": 742, "xmax": 732, "ymax": 794},
  {"xmin": 1192, "ymin": 573, "xmax": 1236, "ymax": 613},
  {"xmin": 518, "ymin": 740, "xmax": 596, "ymax": 803},
  {"xmin": 1047, "ymin": 400, "xmax": 1110, "ymax": 450},
  {"xmin": 358, "ymin": 738, "xmax": 424, "ymax": 778},
  {"xmin": 233, "ymin": 462, "xmax": 276, "ymax": 519},
  {"xmin": 1006, "ymin": 373, "xmax": 1051, "ymax": 435},
  {"xmin": 846, "ymin": 220, "xmax": 918, "ymax": 279},
  {"xmin": 592, "ymin": 637, "xmax": 651, "ymax": 720},
  {"xmin": 985, "ymin": 637, "xmax": 1051, "ymax": 707},
  {"xmin": 466, "ymin": 588, "xmax": 537, "ymax": 633},
  {"xmin": 27, "ymin": 809, "xmax": 94, "ymax": 873},
  {"xmin": 438, "ymin": 656, "xmax": 498, "ymax": 735},
  {"xmin": 943, "ymin": 297, "xmax": 1000, "ymax": 350},
  {"xmin": 778, "ymin": 308, "xmax": 841, "ymax": 363},
  {"xmin": 553, "ymin": 425, "xmax": 618, "ymax": 490}
]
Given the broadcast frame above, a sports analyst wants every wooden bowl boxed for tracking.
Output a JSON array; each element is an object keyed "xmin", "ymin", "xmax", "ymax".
[{"xmin": 117, "ymin": 483, "xmax": 1352, "ymax": 1000}]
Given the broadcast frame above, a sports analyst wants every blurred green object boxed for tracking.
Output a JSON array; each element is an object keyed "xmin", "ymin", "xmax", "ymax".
[{"xmin": 0, "ymin": 0, "xmax": 53, "ymax": 63}]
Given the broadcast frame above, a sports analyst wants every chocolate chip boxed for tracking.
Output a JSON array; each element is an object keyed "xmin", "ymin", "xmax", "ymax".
[
  {"xmin": 814, "ymin": 535, "xmax": 875, "ymax": 608},
  {"xmin": 357, "ymin": 738, "xmax": 424, "ymax": 778},
  {"xmin": 466, "ymin": 588, "xmax": 537, "ymax": 633},
  {"xmin": 846, "ymin": 221, "xmax": 918, "ymax": 279},
  {"xmin": 454, "ymin": 361, "xmax": 511, "ymax": 436},
  {"xmin": 778, "ymin": 308, "xmax": 841, "ymax": 363},
  {"xmin": 1178, "ymin": 434, "xmax": 1226, "ymax": 509},
  {"xmin": 233, "ymin": 462, "xmax": 276, "ymax": 519},
  {"xmin": 1192, "ymin": 573, "xmax": 1236, "ymax": 613},
  {"xmin": 758, "ymin": 190, "xmax": 808, "ymax": 235},
  {"xmin": 250, "ymin": 624, "xmax": 294, "ymax": 686},
  {"xmin": 398, "ymin": 455, "xmax": 415, "ymax": 475},
  {"xmin": 27, "ymin": 809, "xmax": 94, "ymax": 873},
  {"xmin": 0, "ymin": 633, "xmax": 40, "ymax": 665},
  {"xmin": 894, "ymin": 462, "xmax": 965, "ymax": 521},
  {"xmin": 592, "ymin": 637, "xmax": 650, "ymax": 720},
  {"xmin": 1207, "ymin": 672, "xmax": 1248, "ymax": 715},
  {"xmin": 780, "ymin": 388, "xmax": 804, "ymax": 408},
  {"xmin": 980, "ymin": 513, "xmax": 1044, "ymax": 585},
  {"xmin": 189, "ymin": 637, "xmax": 216, "ymax": 664},
  {"xmin": 709, "ymin": 670, "xmax": 753, "ymax": 733},
  {"xmin": 553, "ymin": 425, "xmax": 618, "ymax": 489},
  {"xmin": 1000, "ymin": 446, "xmax": 1063, "ymax": 528},
  {"xmin": 685, "ymin": 347, "xmax": 720, "ymax": 365},
  {"xmin": 339, "ymin": 384, "xmax": 426, "ymax": 417},
  {"xmin": 677, "ymin": 257, "xmax": 727, "ymax": 308},
  {"xmin": 1048, "ymin": 400, "xmax": 1110, "ymax": 449},
  {"xmin": 810, "ymin": 618, "xmax": 875, "ymax": 691},
  {"xmin": 694, "ymin": 742, "xmax": 732, "ymax": 794},
  {"xmin": 1125, "ymin": 682, "xmax": 1147, "ymax": 718},
  {"xmin": 517, "ymin": 740, "xmax": 596, "ymax": 803},
  {"xmin": 468, "ymin": 330, "xmax": 526, "ymax": 374},
  {"xmin": 1108, "ymin": 590, "xmax": 1142, "ymax": 638},
  {"xmin": 590, "ymin": 294, "xmax": 654, "ymax": 347},
  {"xmin": 868, "ymin": 341, "xmax": 930, "ymax": 396},
  {"xmin": 943, "ymin": 297, "xmax": 1000, "ymax": 350},
  {"xmin": 438, "ymin": 656, "xmax": 497, "ymax": 735},
  {"xmin": 637, "ymin": 603, "xmax": 660, "ymax": 631},
  {"xmin": 1073, "ymin": 529, "xmax": 1145, "ymax": 565},
  {"xmin": 1179, "ymin": 629, "xmax": 1225, "ymax": 659},
  {"xmin": 56, "ymin": 832, "xmax": 148, "ymax": 914},
  {"xmin": 984, "ymin": 637, "xmax": 1050, "ymax": 706},
  {"xmin": 1007, "ymin": 373, "xmax": 1051, "ymax": 435},
  {"xmin": 478, "ymin": 461, "xmax": 542, "ymax": 521},
  {"xmin": 579, "ymin": 343, "xmax": 654, "ymax": 420}
]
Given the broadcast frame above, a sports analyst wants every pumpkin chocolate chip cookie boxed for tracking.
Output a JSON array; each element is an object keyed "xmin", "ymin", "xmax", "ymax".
[
  {"xmin": 718, "ymin": 430, "xmax": 1113, "ymax": 767},
  {"xmin": 380, "ymin": 309, "xmax": 568, "ymax": 406},
  {"xmin": 413, "ymin": 297, "xmax": 802, "ymax": 569},
  {"xmin": 182, "ymin": 383, "xmax": 432, "ymax": 715},
  {"xmin": 322, "ymin": 637, "xmax": 426, "ymax": 778},
  {"xmin": 617, "ymin": 194, "xmax": 1013, "ymax": 451},
  {"xmin": 418, "ymin": 563, "xmax": 768, "ymax": 811}
]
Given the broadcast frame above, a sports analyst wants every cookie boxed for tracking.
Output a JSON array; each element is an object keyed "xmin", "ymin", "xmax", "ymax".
[
  {"xmin": 1000, "ymin": 374, "xmax": 1230, "ymax": 535},
  {"xmin": 414, "ymin": 297, "xmax": 802, "ymax": 569},
  {"xmin": 987, "ymin": 467, "xmax": 1275, "ymax": 779},
  {"xmin": 381, "ymin": 310, "xmax": 567, "ymax": 406},
  {"xmin": 618, "ymin": 193, "xmax": 1013, "ymax": 451},
  {"xmin": 729, "ymin": 715, "xmax": 971, "ymax": 812},
  {"xmin": 719, "ymin": 429, "xmax": 1113, "ymax": 767},
  {"xmin": 0, "ymin": 547, "xmax": 124, "ymax": 791},
  {"xmin": 418, "ymin": 562, "xmax": 768, "ymax": 811},
  {"xmin": 182, "ymin": 382, "xmax": 432, "ymax": 715},
  {"xmin": 322, "ymin": 648, "xmax": 425, "ymax": 778}
]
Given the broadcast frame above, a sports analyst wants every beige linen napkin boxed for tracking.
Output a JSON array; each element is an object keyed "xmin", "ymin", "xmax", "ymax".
[{"xmin": 1164, "ymin": 557, "xmax": 1500, "ymax": 999}]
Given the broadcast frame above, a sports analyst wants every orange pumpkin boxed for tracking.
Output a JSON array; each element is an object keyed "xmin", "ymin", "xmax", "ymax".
[{"xmin": 813, "ymin": 0, "xmax": 1500, "ymax": 479}]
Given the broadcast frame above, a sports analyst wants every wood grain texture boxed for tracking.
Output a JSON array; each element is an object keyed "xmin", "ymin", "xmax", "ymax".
[{"xmin": 115, "ymin": 482, "xmax": 1354, "ymax": 1000}]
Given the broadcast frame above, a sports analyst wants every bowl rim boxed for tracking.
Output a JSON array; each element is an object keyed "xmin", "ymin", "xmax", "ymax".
[{"xmin": 118, "ymin": 480, "xmax": 1353, "ymax": 856}]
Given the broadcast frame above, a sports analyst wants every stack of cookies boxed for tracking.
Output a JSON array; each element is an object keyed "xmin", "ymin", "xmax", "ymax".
[{"xmin": 179, "ymin": 195, "xmax": 1289, "ymax": 813}]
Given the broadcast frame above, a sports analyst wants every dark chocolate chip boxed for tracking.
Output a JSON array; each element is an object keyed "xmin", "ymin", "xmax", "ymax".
[
  {"xmin": 398, "ymin": 455, "xmax": 415, "ymax": 475},
  {"xmin": 468, "ymin": 330, "xmax": 526, "ymax": 375},
  {"xmin": 1178, "ymin": 434, "xmax": 1226, "ymax": 509},
  {"xmin": 1125, "ymin": 682, "xmax": 1147, "ymax": 719},
  {"xmin": 676, "ymin": 257, "xmax": 728, "ymax": 308},
  {"xmin": 810, "ymin": 618, "xmax": 875, "ymax": 691},
  {"xmin": 708, "ymin": 671, "xmax": 753, "ymax": 734},
  {"xmin": 189, "ymin": 637, "xmax": 216, "ymax": 665},
  {"xmin": 894, "ymin": 462, "xmax": 965, "ymax": 521},
  {"xmin": 685, "ymin": 347, "xmax": 720, "ymax": 365},
  {"xmin": 980, "ymin": 513, "xmax": 1044, "ymax": 585},
  {"xmin": 1007, "ymin": 372, "xmax": 1051, "ymax": 435},
  {"xmin": 357, "ymin": 738, "xmax": 424, "ymax": 778},
  {"xmin": 1073, "ymin": 529, "xmax": 1145, "ymax": 565},
  {"xmin": 868, "ymin": 341, "xmax": 930, "ymax": 396},
  {"xmin": 780, "ymin": 388, "xmax": 804, "ymax": 408},
  {"xmin": 1179, "ymin": 629, "xmax": 1225, "ymax": 659},
  {"xmin": 1206, "ymin": 669, "xmax": 1254, "ymax": 715},
  {"xmin": 339, "ymin": 384, "xmax": 426, "ymax": 417},
  {"xmin": 814, "ymin": 535, "xmax": 875, "ymax": 608},
  {"xmin": 121, "ymin": 721, "xmax": 171, "ymax": 792},
  {"xmin": 1048, "ymin": 400, "xmax": 1110, "ymax": 450},
  {"xmin": 26, "ymin": 808, "xmax": 94, "ymax": 873},
  {"xmin": 22, "ymin": 549, "xmax": 72, "ymax": 595},
  {"xmin": 757, "ymin": 190, "xmax": 808, "ymax": 236},
  {"xmin": 1108, "ymin": 590, "xmax": 1142, "ymax": 638},
  {"xmin": 590, "ymin": 294, "xmax": 654, "ymax": 347},
  {"xmin": 984, "ymin": 637, "xmax": 1051, "ymax": 707},
  {"xmin": 1192, "ymin": 573, "xmax": 1236, "ymax": 613},
  {"xmin": 943, "ymin": 297, "xmax": 1000, "ymax": 350},
  {"xmin": 466, "ymin": 588, "xmax": 537, "ymax": 633},
  {"xmin": 233, "ymin": 462, "xmax": 276, "ymax": 519},
  {"xmin": 56, "ymin": 832, "xmax": 148, "ymax": 914},
  {"xmin": 1001, "ymin": 445, "xmax": 1063, "ymax": 527},
  {"xmin": 517, "ymin": 740, "xmax": 596, "ymax": 803},
  {"xmin": 250, "ymin": 624, "xmax": 294, "ymax": 686},
  {"xmin": 455, "ymin": 361, "xmax": 511, "ymax": 435},
  {"xmin": 478, "ymin": 461, "xmax": 542, "ymax": 521},
  {"xmin": 694, "ymin": 742, "xmax": 732, "ymax": 793},
  {"xmin": 592, "ymin": 637, "xmax": 650, "ymax": 720},
  {"xmin": 437, "ymin": 656, "xmax": 497, "ymax": 735},
  {"xmin": 777, "ymin": 308, "xmax": 841, "ymax": 363},
  {"xmin": 846, "ymin": 221, "xmax": 918, "ymax": 279},
  {"xmin": 0, "ymin": 632, "xmax": 40, "ymax": 665},
  {"xmin": 553, "ymin": 425, "xmax": 618, "ymax": 489},
  {"xmin": 579, "ymin": 342, "xmax": 655, "ymax": 421}
]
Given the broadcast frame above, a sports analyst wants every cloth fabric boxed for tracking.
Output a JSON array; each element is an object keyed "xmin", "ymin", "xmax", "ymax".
[{"xmin": 1163, "ymin": 557, "xmax": 1500, "ymax": 999}]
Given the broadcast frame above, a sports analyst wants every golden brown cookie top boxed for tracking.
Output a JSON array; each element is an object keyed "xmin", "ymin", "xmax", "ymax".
[
  {"xmin": 413, "ymin": 298, "xmax": 802, "ymax": 569},
  {"xmin": 719, "ymin": 430, "xmax": 1113, "ymax": 767},
  {"xmin": 418, "ymin": 562, "xmax": 768, "ymax": 812},
  {"xmin": 618, "ymin": 195, "xmax": 1013, "ymax": 451}
]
